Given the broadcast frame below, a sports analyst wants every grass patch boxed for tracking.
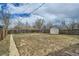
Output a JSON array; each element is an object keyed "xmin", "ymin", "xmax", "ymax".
[{"xmin": 0, "ymin": 35, "xmax": 10, "ymax": 56}]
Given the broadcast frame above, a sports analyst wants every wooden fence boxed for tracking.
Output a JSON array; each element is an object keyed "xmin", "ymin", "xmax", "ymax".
[
  {"xmin": 59, "ymin": 29, "xmax": 79, "ymax": 35},
  {"xmin": 8, "ymin": 29, "xmax": 79, "ymax": 35},
  {"xmin": 8, "ymin": 29, "xmax": 49, "ymax": 34},
  {"xmin": 0, "ymin": 29, "xmax": 7, "ymax": 41}
]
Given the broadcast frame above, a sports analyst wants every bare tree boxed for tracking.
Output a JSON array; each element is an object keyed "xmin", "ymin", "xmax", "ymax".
[
  {"xmin": 74, "ymin": 20, "xmax": 79, "ymax": 29},
  {"xmin": 33, "ymin": 19, "xmax": 45, "ymax": 30},
  {"xmin": 1, "ymin": 10, "xmax": 10, "ymax": 29},
  {"xmin": 0, "ymin": 9, "xmax": 10, "ymax": 36},
  {"xmin": 69, "ymin": 20, "xmax": 75, "ymax": 30},
  {"xmin": 14, "ymin": 20, "xmax": 24, "ymax": 29},
  {"xmin": 77, "ymin": 22, "xmax": 79, "ymax": 29},
  {"xmin": 25, "ymin": 21, "xmax": 30, "ymax": 29},
  {"xmin": 61, "ymin": 20, "xmax": 69, "ymax": 30},
  {"xmin": 45, "ymin": 21, "xmax": 53, "ymax": 30}
]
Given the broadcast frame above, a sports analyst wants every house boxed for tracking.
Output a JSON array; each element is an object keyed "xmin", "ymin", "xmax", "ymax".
[{"xmin": 50, "ymin": 27, "xmax": 59, "ymax": 34}]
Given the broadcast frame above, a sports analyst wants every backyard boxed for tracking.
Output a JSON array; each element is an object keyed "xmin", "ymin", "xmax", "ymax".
[
  {"xmin": 0, "ymin": 3, "xmax": 79, "ymax": 56},
  {"xmin": 12, "ymin": 33, "xmax": 79, "ymax": 56},
  {"xmin": 0, "ymin": 33, "xmax": 79, "ymax": 56}
]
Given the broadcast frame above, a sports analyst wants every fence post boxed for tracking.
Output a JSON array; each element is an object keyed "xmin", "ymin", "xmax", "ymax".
[
  {"xmin": 1, "ymin": 29, "xmax": 3, "ymax": 40},
  {"xmin": 0, "ymin": 30, "xmax": 2, "ymax": 40}
]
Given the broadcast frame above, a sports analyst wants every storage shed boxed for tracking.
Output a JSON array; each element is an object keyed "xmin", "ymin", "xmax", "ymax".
[{"xmin": 50, "ymin": 27, "xmax": 59, "ymax": 34}]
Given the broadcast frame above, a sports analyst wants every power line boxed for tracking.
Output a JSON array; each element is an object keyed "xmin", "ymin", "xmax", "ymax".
[
  {"xmin": 12, "ymin": 3, "xmax": 45, "ymax": 17},
  {"xmin": 30, "ymin": 3, "xmax": 45, "ymax": 14},
  {"xmin": 1, "ymin": 3, "xmax": 45, "ymax": 18}
]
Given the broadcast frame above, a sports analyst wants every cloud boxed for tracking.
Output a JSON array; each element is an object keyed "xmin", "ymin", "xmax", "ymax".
[
  {"xmin": 1, "ymin": 3, "xmax": 79, "ymax": 28},
  {"xmin": 1, "ymin": 3, "xmax": 79, "ymax": 19},
  {"xmin": 7, "ymin": 3, "xmax": 43, "ymax": 14},
  {"xmin": 45, "ymin": 3, "xmax": 79, "ymax": 19},
  {"xmin": 8, "ymin": 3, "xmax": 79, "ymax": 27}
]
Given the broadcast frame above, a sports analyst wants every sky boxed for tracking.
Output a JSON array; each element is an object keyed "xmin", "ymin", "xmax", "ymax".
[{"xmin": 0, "ymin": 3, "xmax": 79, "ymax": 28}]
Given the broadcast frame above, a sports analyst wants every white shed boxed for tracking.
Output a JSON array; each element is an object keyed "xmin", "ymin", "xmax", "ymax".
[{"xmin": 50, "ymin": 27, "xmax": 59, "ymax": 34}]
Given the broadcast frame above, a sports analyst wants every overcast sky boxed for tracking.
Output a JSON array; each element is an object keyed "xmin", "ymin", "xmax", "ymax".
[{"xmin": 0, "ymin": 3, "xmax": 79, "ymax": 27}]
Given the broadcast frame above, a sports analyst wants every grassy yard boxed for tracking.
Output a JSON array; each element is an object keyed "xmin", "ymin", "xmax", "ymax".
[
  {"xmin": 13, "ymin": 33, "xmax": 79, "ymax": 56},
  {"xmin": 0, "ymin": 35, "xmax": 10, "ymax": 56}
]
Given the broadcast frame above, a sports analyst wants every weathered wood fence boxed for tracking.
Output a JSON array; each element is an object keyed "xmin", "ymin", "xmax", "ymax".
[
  {"xmin": 0, "ymin": 29, "xmax": 7, "ymax": 41},
  {"xmin": 8, "ymin": 29, "xmax": 79, "ymax": 35},
  {"xmin": 59, "ymin": 29, "xmax": 79, "ymax": 35},
  {"xmin": 8, "ymin": 29, "xmax": 49, "ymax": 34}
]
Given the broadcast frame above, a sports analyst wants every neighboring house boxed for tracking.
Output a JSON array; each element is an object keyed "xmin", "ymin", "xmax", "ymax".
[{"xmin": 50, "ymin": 27, "xmax": 59, "ymax": 34}]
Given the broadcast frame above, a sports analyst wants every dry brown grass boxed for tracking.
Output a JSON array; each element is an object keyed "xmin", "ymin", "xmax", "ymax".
[
  {"xmin": 13, "ymin": 33, "xmax": 79, "ymax": 56},
  {"xmin": 0, "ymin": 35, "xmax": 10, "ymax": 56}
]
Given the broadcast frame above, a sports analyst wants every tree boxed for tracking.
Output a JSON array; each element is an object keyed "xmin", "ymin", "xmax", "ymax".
[
  {"xmin": 45, "ymin": 21, "xmax": 53, "ymax": 30},
  {"xmin": 2, "ymin": 12, "xmax": 10, "ymax": 29},
  {"xmin": 33, "ymin": 19, "xmax": 45, "ymax": 30},
  {"xmin": 0, "ymin": 10, "xmax": 10, "ymax": 36},
  {"xmin": 61, "ymin": 20, "xmax": 69, "ymax": 30},
  {"xmin": 0, "ymin": 4, "xmax": 11, "ymax": 29},
  {"xmin": 25, "ymin": 21, "xmax": 30, "ymax": 29},
  {"xmin": 0, "ymin": 7, "xmax": 10, "ymax": 29},
  {"xmin": 69, "ymin": 20, "xmax": 75, "ymax": 30},
  {"xmin": 14, "ymin": 20, "xmax": 24, "ymax": 29}
]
